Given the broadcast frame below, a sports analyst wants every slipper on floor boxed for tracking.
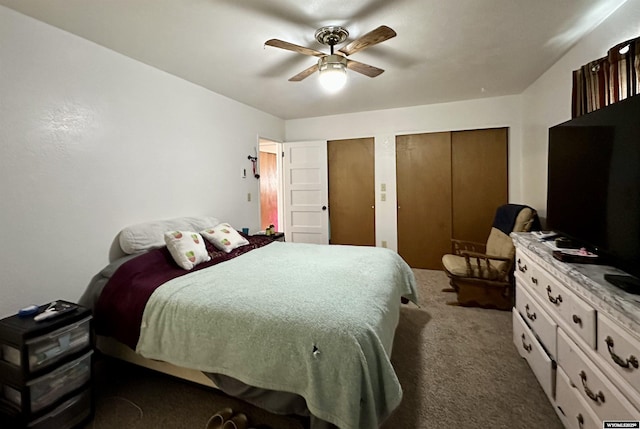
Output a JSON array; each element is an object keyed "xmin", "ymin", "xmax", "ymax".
[
  {"xmin": 222, "ymin": 412, "xmax": 249, "ymax": 429},
  {"xmin": 206, "ymin": 407, "xmax": 234, "ymax": 429}
]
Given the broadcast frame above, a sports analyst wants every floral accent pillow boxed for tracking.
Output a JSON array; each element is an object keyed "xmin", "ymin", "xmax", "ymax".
[
  {"xmin": 201, "ymin": 223, "xmax": 249, "ymax": 254},
  {"xmin": 164, "ymin": 230, "xmax": 211, "ymax": 270}
]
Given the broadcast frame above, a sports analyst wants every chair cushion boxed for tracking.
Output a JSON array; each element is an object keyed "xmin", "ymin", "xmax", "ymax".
[
  {"xmin": 483, "ymin": 207, "xmax": 536, "ymax": 261},
  {"xmin": 442, "ymin": 254, "xmax": 508, "ymax": 280},
  {"xmin": 513, "ymin": 207, "xmax": 535, "ymax": 232},
  {"xmin": 485, "ymin": 227, "xmax": 516, "ymax": 259}
]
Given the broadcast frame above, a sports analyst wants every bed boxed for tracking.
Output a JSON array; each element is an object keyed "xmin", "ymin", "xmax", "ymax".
[{"xmin": 79, "ymin": 216, "xmax": 418, "ymax": 429}]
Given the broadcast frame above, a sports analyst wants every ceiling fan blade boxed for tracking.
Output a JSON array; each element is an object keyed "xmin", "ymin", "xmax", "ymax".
[
  {"xmin": 346, "ymin": 59, "xmax": 384, "ymax": 78},
  {"xmin": 265, "ymin": 39, "xmax": 326, "ymax": 58},
  {"xmin": 289, "ymin": 63, "xmax": 319, "ymax": 81},
  {"xmin": 338, "ymin": 25, "xmax": 397, "ymax": 56}
]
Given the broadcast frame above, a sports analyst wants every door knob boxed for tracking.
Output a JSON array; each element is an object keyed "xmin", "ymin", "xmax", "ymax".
[{"xmin": 322, "ymin": 206, "xmax": 327, "ymax": 211}]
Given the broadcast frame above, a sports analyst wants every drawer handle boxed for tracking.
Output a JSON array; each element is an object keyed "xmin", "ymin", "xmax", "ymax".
[
  {"xmin": 572, "ymin": 314, "xmax": 582, "ymax": 326},
  {"xmin": 531, "ymin": 276, "xmax": 538, "ymax": 285},
  {"xmin": 579, "ymin": 371, "xmax": 605, "ymax": 404},
  {"xmin": 546, "ymin": 285, "xmax": 562, "ymax": 305},
  {"xmin": 525, "ymin": 304, "xmax": 536, "ymax": 321},
  {"xmin": 517, "ymin": 259, "xmax": 527, "ymax": 273},
  {"xmin": 577, "ymin": 413, "xmax": 584, "ymax": 429},
  {"xmin": 521, "ymin": 333, "xmax": 532, "ymax": 353},
  {"xmin": 605, "ymin": 336, "xmax": 639, "ymax": 370}
]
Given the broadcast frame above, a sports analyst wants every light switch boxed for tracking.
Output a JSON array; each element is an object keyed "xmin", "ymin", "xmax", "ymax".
[
  {"xmin": 381, "ymin": 193, "xmax": 386, "ymax": 202},
  {"xmin": 247, "ymin": 193, "xmax": 251, "ymax": 202},
  {"xmin": 381, "ymin": 183, "xmax": 386, "ymax": 192}
]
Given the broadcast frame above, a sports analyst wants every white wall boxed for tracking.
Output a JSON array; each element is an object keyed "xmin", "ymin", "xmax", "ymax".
[
  {"xmin": 0, "ymin": 6, "xmax": 284, "ymax": 318},
  {"xmin": 521, "ymin": 0, "xmax": 640, "ymax": 219},
  {"xmin": 285, "ymin": 95, "xmax": 525, "ymax": 251}
]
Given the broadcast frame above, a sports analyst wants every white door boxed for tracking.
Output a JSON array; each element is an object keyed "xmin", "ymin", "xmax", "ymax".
[{"xmin": 283, "ymin": 141, "xmax": 329, "ymax": 244}]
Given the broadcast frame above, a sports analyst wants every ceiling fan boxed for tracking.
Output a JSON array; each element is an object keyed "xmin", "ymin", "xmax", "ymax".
[{"xmin": 265, "ymin": 25, "xmax": 396, "ymax": 91}]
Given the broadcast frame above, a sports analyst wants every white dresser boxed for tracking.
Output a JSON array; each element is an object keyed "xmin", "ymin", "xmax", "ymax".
[{"xmin": 512, "ymin": 233, "xmax": 640, "ymax": 429}]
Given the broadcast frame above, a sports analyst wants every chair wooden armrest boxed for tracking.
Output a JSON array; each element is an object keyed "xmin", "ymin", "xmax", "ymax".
[
  {"xmin": 459, "ymin": 251, "xmax": 513, "ymax": 281},
  {"xmin": 459, "ymin": 250, "xmax": 511, "ymax": 262},
  {"xmin": 451, "ymin": 239, "xmax": 486, "ymax": 255}
]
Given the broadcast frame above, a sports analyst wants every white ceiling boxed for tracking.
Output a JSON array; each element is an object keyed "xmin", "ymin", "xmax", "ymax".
[{"xmin": 0, "ymin": 0, "xmax": 628, "ymax": 119}]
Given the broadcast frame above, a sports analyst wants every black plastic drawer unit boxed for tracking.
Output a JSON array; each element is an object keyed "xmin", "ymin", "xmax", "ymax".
[{"xmin": 0, "ymin": 301, "xmax": 94, "ymax": 428}]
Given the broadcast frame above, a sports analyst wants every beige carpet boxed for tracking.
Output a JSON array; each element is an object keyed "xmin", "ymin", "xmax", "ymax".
[
  {"xmin": 86, "ymin": 269, "xmax": 563, "ymax": 429},
  {"xmin": 381, "ymin": 269, "xmax": 562, "ymax": 428}
]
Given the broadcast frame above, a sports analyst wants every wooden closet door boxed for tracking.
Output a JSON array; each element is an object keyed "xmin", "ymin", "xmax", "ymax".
[
  {"xmin": 451, "ymin": 128, "xmax": 508, "ymax": 244},
  {"xmin": 327, "ymin": 138, "xmax": 375, "ymax": 246},
  {"xmin": 396, "ymin": 133, "xmax": 452, "ymax": 269}
]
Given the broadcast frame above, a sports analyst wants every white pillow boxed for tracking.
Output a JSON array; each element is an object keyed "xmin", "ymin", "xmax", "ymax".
[
  {"xmin": 164, "ymin": 231, "xmax": 211, "ymax": 270},
  {"xmin": 201, "ymin": 223, "xmax": 249, "ymax": 253},
  {"xmin": 119, "ymin": 216, "xmax": 220, "ymax": 254}
]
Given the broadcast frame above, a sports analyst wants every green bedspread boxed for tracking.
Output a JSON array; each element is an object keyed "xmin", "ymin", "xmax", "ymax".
[{"xmin": 136, "ymin": 242, "xmax": 417, "ymax": 429}]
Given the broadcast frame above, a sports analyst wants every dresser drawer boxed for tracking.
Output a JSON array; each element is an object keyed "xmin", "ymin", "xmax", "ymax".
[
  {"xmin": 1, "ymin": 316, "xmax": 91, "ymax": 373},
  {"xmin": 515, "ymin": 250, "xmax": 545, "ymax": 294},
  {"xmin": 539, "ymin": 276, "xmax": 596, "ymax": 349},
  {"xmin": 515, "ymin": 282, "xmax": 558, "ymax": 359},
  {"xmin": 597, "ymin": 313, "xmax": 640, "ymax": 399},
  {"xmin": 2, "ymin": 350, "xmax": 92, "ymax": 413},
  {"xmin": 513, "ymin": 309, "xmax": 556, "ymax": 399},
  {"xmin": 27, "ymin": 387, "xmax": 92, "ymax": 429},
  {"xmin": 555, "ymin": 366, "xmax": 601, "ymax": 429},
  {"xmin": 557, "ymin": 329, "xmax": 638, "ymax": 420},
  {"xmin": 515, "ymin": 251, "xmax": 532, "ymax": 278}
]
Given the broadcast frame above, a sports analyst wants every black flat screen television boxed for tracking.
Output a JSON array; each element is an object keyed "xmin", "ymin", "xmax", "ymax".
[{"xmin": 547, "ymin": 94, "xmax": 640, "ymax": 283}]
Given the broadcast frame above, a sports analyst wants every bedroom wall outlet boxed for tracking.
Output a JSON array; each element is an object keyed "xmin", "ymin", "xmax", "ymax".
[
  {"xmin": 247, "ymin": 192, "xmax": 251, "ymax": 202},
  {"xmin": 381, "ymin": 240, "xmax": 387, "ymax": 248}
]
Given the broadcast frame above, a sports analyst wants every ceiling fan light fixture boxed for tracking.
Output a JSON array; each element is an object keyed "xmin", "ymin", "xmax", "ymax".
[{"xmin": 318, "ymin": 54, "xmax": 348, "ymax": 93}]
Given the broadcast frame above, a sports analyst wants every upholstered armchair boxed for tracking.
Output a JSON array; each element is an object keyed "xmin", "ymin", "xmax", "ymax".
[{"xmin": 441, "ymin": 204, "xmax": 539, "ymax": 310}]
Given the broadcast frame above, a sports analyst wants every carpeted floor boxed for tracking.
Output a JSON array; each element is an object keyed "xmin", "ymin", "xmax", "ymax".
[{"xmin": 86, "ymin": 269, "xmax": 563, "ymax": 429}]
